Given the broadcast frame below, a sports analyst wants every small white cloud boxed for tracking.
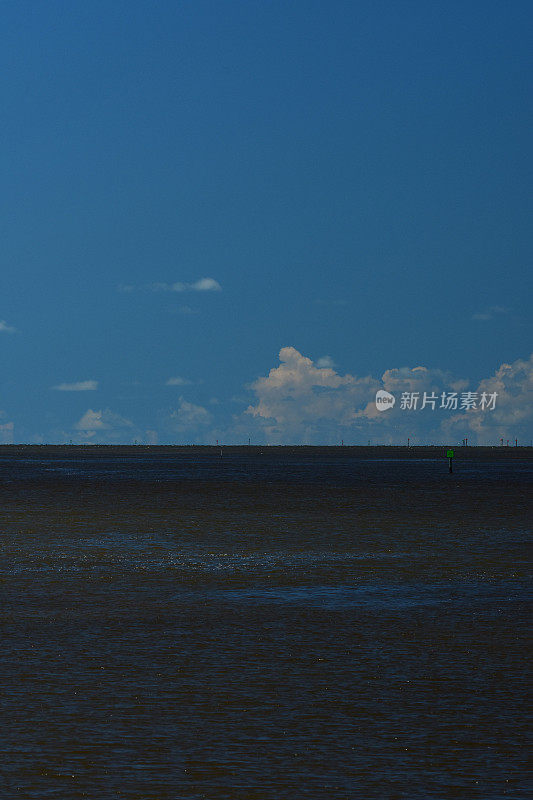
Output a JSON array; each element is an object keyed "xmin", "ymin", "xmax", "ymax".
[
  {"xmin": 75, "ymin": 408, "xmax": 133, "ymax": 431},
  {"xmin": 166, "ymin": 376, "xmax": 192, "ymax": 386},
  {"xmin": 169, "ymin": 398, "xmax": 212, "ymax": 431},
  {"xmin": 75, "ymin": 410, "xmax": 106, "ymax": 430},
  {"xmin": 53, "ymin": 380, "xmax": 98, "ymax": 392},
  {"xmin": 0, "ymin": 419, "xmax": 14, "ymax": 443},
  {"xmin": 190, "ymin": 277, "xmax": 221, "ymax": 292},
  {"xmin": 149, "ymin": 278, "xmax": 222, "ymax": 293},
  {"xmin": 0, "ymin": 320, "xmax": 16, "ymax": 334},
  {"xmin": 316, "ymin": 355, "xmax": 336, "ymax": 369},
  {"xmin": 472, "ymin": 306, "xmax": 508, "ymax": 321}
]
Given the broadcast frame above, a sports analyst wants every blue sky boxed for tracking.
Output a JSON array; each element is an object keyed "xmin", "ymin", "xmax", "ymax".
[{"xmin": 1, "ymin": 0, "xmax": 531, "ymax": 444}]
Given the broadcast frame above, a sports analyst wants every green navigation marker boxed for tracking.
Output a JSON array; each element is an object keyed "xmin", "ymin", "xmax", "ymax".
[{"xmin": 446, "ymin": 448, "xmax": 454, "ymax": 473}]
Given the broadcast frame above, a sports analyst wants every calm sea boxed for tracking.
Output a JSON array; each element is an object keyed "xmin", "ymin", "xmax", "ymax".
[{"xmin": 0, "ymin": 450, "xmax": 531, "ymax": 799}]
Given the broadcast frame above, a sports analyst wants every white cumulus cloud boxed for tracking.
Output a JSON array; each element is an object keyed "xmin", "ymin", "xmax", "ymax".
[
  {"xmin": 242, "ymin": 347, "xmax": 533, "ymax": 445},
  {"xmin": 0, "ymin": 417, "xmax": 14, "ymax": 443},
  {"xmin": 443, "ymin": 353, "xmax": 533, "ymax": 444},
  {"xmin": 246, "ymin": 346, "xmax": 377, "ymax": 443},
  {"xmin": 169, "ymin": 398, "xmax": 212, "ymax": 432},
  {"xmin": 75, "ymin": 408, "xmax": 133, "ymax": 432},
  {"xmin": 0, "ymin": 320, "xmax": 16, "ymax": 334}
]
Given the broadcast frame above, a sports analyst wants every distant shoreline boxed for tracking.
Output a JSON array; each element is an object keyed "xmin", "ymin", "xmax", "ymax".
[{"xmin": 0, "ymin": 444, "xmax": 531, "ymax": 460}]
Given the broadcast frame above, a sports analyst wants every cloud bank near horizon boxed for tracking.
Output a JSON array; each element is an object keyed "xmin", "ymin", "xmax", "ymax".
[
  {"xmin": 242, "ymin": 347, "xmax": 533, "ymax": 445},
  {"xmin": 9, "ymin": 349, "xmax": 532, "ymax": 446}
]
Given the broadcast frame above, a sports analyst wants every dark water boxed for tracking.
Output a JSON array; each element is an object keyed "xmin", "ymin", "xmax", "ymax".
[{"xmin": 0, "ymin": 451, "xmax": 531, "ymax": 799}]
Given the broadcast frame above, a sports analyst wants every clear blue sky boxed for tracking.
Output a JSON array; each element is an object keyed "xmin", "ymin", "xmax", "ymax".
[{"xmin": 1, "ymin": 0, "xmax": 531, "ymax": 444}]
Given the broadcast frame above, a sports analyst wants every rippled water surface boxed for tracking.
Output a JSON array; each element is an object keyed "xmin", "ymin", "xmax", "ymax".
[{"xmin": 0, "ymin": 450, "xmax": 531, "ymax": 798}]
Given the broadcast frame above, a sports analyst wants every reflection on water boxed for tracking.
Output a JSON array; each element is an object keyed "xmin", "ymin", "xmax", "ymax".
[{"xmin": 0, "ymin": 452, "xmax": 531, "ymax": 798}]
